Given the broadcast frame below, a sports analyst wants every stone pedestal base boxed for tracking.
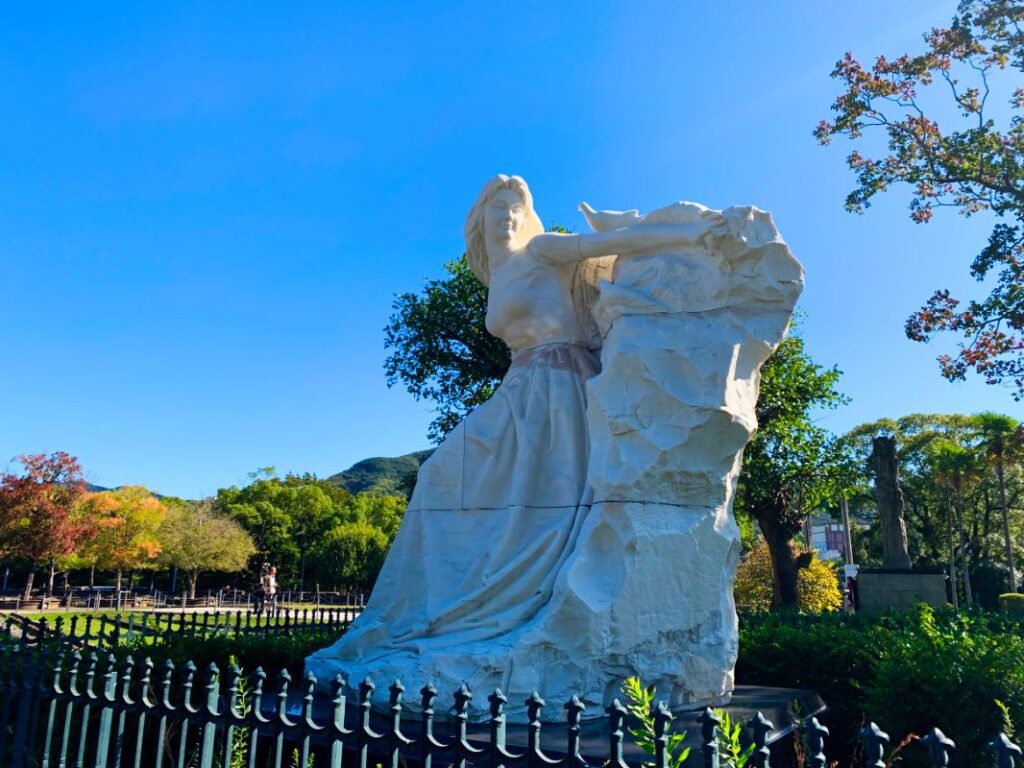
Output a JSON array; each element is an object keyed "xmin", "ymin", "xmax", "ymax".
[
  {"xmin": 287, "ymin": 685, "xmax": 825, "ymax": 764},
  {"xmin": 856, "ymin": 569, "xmax": 949, "ymax": 614}
]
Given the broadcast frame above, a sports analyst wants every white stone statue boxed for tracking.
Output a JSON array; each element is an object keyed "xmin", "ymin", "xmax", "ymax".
[{"xmin": 306, "ymin": 175, "xmax": 804, "ymax": 720}]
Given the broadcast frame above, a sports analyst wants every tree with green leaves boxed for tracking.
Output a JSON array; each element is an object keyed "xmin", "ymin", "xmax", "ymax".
[
  {"xmin": 735, "ymin": 325, "xmax": 851, "ymax": 609},
  {"xmin": 385, "ymin": 256, "xmax": 510, "ymax": 441},
  {"xmin": 159, "ymin": 499, "xmax": 256, "ymax": 600},
  {"xmin": 219, "ymin": 470, "xmax": 405, "ymax": 590},
  {"xmin": 218, "ymin": 472, "xmax": 317, "ymax": 577},
  {"xmin": 816, "ymin": 0, "xmax": 1024, "ymax": 397},
  {"xmin": 930, "ymin": 440, "xmax": 984, "ymax": 607},
  {"xmin": 841, "ymin": 413, "xmax": 1024, "ymax": 604},
  {"xmin": 343, "ymin": 493, "xmax": 406, "ymax": 539},
  {"xmin": 976, "ymin": 411, "xmax": 1023, "ymax": 589},
  {"xmin": 275, "ymin": 483, "xmax": 343, "ymax": 591},
  {"xmin": 309, "ymin": 522, "xmax": 390, "ymax": 591}
]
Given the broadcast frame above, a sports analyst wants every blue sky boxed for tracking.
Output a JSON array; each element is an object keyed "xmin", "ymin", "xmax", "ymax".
[{"xmin": 2, "ymin": 2, "xmax": 1020, "ymax": 498}]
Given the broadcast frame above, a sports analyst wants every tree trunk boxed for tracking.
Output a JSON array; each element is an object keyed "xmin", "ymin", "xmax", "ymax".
[
  {"xmin": 22, "ymin": 568, "xmax": 35, "ymax": 601},
  {"xmin": 956, "ymin": 495, "xmax": 974, "ymax": 607},
  {"xmin": 115, "ymin": 569, "xmax": 123, "ymax": 611},
  {"xmin": 46, "ymin": 561, "xmax": 56, "ymax": 597},
  {"xmin": 946, "ymin": 495, "xmax": 960, "ymax": 611},
  {"xmin": 759, "ymin": 515, "xmax": 813, "ymax": 609},
  {"xmin": 188, "ymin": 572, "xmax": 198, "ymax": 601},
  {"xmin": 998, "ymin": 462, "xmax": 1018, "ymax": 592},
  {"xmin": 841, "ymin": 497, "xmax": 855, "ymax": 563},
  {"xmin": 978, "ymin": 491, "xmax": 990, "ymax": 560},
  {"xmin": 89, "ymin": 565, "xmax": 95, "ymax": 589}
]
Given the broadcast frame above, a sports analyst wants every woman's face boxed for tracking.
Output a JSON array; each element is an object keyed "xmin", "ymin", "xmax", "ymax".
[{"xmin": 485, "ymin": 187, "xmax": 526, "ymax": 244}]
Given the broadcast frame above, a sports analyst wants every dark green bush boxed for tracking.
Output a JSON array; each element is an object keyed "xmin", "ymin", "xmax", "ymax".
[
  {"xmin": 866, "ymin": 607, "xmax": 1024, "ymax": 767},
  {"xmin": 737, "ymin": 611, "xmax": 882, "ymax": 756},
  {"xmin": 738, "ymin": 607, "xmax": 1024, "ymax": 768},
  {"xmin": 123, "ymin": 628, "xmax": 345, "ymax": 679},
  {"xmin": 999, "ymin": 593, "xmax": 1024, "ymax": 617}
]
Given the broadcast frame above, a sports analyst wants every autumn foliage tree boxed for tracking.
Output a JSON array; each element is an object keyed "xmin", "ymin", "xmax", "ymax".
[
  {"xmin": 816, "ymin": 0, "xmax": 1024, "ymax": 396},
  {"xmin": 79, "ymin": 486, "xmax": 166, "ymax": 600},
  {"xmin": 0, "ymin": 452, "xmax": 90, "ymax": 599}
]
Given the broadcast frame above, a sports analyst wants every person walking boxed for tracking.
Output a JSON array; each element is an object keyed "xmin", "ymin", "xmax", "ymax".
[
  {"xmin": 265, "ymin": 566, "xmax": 279, "ymax": 616},
  {"xmin": 253, "ymin": 562, "xmax": 269, "ymax": 616}
]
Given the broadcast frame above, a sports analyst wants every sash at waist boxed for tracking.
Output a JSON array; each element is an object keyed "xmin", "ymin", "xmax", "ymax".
[{"xmin": 508, "ymin": 342, "xmax": 600, "ymax": 377}]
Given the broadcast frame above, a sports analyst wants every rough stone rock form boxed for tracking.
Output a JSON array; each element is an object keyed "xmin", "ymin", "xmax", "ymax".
[
  {"xmin": 871, "ymin": 435, "xmax": 913, "ymax": 570},
  {"xmin": 306, "ymin": 178, "xmax": 802, "ymax": 721},
  {"xmin": 518, "ymin": 203, "xmax": 804, "ymax": 711}
]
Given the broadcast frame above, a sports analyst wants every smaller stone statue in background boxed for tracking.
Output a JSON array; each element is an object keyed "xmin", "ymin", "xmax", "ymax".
[{"xmin": 871, "ymin": 436, "xmax": 912, "ymax": 569}]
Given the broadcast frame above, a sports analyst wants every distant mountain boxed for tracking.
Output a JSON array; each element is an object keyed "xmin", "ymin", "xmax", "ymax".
[
  {"xmin": 84, "ymin": 483, "xmax": 169, "ymax": 499},
  {"xmin": 325, "ymin": 450, "xmax": 434, "ymax": 496}
]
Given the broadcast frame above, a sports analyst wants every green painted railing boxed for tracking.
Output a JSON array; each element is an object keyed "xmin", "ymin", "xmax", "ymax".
[{"xmin": 0, "ymin": 644, "xmax": 1021, "ymax": 768}]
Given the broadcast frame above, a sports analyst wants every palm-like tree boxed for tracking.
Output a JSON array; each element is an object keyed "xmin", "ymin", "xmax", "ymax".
[
  {"xmin": 975, "ymin": 412, "xmax": 1023, "ymax": 593},
  {"xmin": 929, "ymin": 441, "xmax": 983, "ymax": 608}
]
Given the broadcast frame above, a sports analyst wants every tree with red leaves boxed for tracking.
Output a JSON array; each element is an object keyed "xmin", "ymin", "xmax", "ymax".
[
  {"xmin": 816, "ymin": 1, "xmax": 1024, "ymax": 397},
  {"xmin": 0, "ymin": 452, "xmax": 89, "ymax": 599}
]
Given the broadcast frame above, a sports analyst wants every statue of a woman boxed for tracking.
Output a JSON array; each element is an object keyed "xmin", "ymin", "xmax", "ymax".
[{"xmin": 306, "ymin": 175, "xmax": 728, "ymax": 702}]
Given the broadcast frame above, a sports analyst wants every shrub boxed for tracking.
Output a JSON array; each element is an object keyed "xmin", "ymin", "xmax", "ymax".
[
  {"xmin": 737, "ymin": 611, "xmax": 881, "ymax": 754},
  {"xmin": 865, "ymin": 606, "xmax": 1024, "ymax": 766},
  {"xmin": 124, "ymin": 627, "xmax": 344, "ymax": 679},
  {"xmin": 1000, "ymin": 593, "xmax": 1024, "ymax": 617},
  {"xmin": 738, "ymin": 608, "xmax": 1024, "ymax": 768}
]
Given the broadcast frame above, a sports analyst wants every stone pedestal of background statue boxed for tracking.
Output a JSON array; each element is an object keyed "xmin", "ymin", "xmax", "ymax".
[
  {"xmin": 855, "ymin": 569, "xmax": 950, "ymax": 614},
  {"xmin": 853, "ymin": 437, "xmax": 950, "ymax": 614}
]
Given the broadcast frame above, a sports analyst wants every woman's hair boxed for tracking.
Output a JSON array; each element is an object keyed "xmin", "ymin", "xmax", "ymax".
[{"xmin": 464, "ymin": 174, "xmax": 544, "ymax": 285}]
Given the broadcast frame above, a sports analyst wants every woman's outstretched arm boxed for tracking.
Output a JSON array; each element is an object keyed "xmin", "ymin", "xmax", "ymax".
[{"xmin": 530, "ymin": 218, "xmax": 724, "ymax": 265}]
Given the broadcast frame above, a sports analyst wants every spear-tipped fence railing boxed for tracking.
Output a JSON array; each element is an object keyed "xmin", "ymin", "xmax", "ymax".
[
  {"xmin": 0, "ymin": 606, "xmax": 357, "ymax": 650},
  {"xmin": 0, "ymin": 644, "xmax": 1021, "ymax": 768}
]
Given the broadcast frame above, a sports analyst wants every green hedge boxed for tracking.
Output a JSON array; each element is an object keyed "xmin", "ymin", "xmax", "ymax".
[
  {"xmin": 1000, "ymin": 593, "xmax": 1024, "ymax": 616},
  {"xmin": 738, "ymin": 607, "xmax": 1024, "ymax": 767},
  {"xmin": 122, "ymin": 627, "xmax": 344, "ymax": 679}
]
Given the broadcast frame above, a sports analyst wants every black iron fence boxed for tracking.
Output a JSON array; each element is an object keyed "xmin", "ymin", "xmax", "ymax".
[
  {"xmin": 1, "ymin": 606, "xmax": 357, "ymax": 650},
  {"xmin": 0, "ymin": 644, "xmax": 1021, "ymax": 768}
]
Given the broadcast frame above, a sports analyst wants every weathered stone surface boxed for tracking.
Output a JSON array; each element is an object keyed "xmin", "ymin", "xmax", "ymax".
[
  {"xmin": 857, "ymin": 571, "xmax": 948, "ymax": 613},
  {"xmin": 871, "ymin": 436, "xmax": 913, "ymax": 569},
  {"xmin": 526, "ymin": 204, "xmax": 803, "ymax": 708}
]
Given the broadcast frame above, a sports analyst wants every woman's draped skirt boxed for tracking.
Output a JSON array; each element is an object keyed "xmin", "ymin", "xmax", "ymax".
[{"xmin": 305, "ymin": 343, "xmax": 599, "ymax": 691}]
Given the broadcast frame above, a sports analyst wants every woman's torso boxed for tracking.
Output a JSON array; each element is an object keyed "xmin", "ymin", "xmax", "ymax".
[{"xmin": 485, "ymin": 247, "xmax": 588, "ymax": 352}]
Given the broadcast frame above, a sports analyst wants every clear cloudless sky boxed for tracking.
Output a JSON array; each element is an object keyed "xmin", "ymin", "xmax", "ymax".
[{"xmin": 2, "ymin": 1, "xmax": 1021, "ymax": 498}]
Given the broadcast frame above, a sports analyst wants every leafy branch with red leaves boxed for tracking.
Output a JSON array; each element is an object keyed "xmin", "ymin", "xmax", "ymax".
[
  {"xmin": 816, "ymin": 0, "xmax": 1024, "ymax": 397},
  {"xmin": 0, "ymin": 452, "xmax": 92, "ymax": 598}
]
